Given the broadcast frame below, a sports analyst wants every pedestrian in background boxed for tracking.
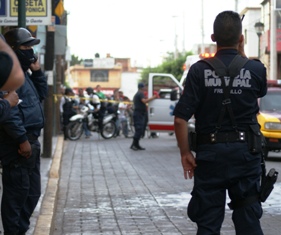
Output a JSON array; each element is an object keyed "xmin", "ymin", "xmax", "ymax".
[
  {"xmin": 59, "ymin": 85, "xmax": 66, "ymax": 133},
  {"xmin": 108, "ymin": 89, "xmax": 120, "ymax": 136},
  {"xmin": 173, "ymin": 11, "xmax": 267, "ymax": 235},
  {"xmin": 130, "ymin": 83, "xmax": 156, "ymax": 150},
  {"xmin": 85, "ymin": 87, "xmax": 101, "ymax": 112},
  {"xmin": 0, "ymin": 27, "xmax": 48, "ymax": 234},
  {"xmin": 62, "ymin": 87, "xmax": 78, "ymax": 140},
  {"xmin": 118, "ymin": 96, "xmax": 131, "ymax": 138},
  {"xmin": 118, "ymin": 90, "xmax": 124, "ymax": 101},
  {"xmin": 85, "ymin": 87, "xmax": 104, "ymax": 132},
  {"xmin": 95, "ymin": 84, "xmax": 107, "ymax": 100},
  {"xmin": 77, "ymin": 88, "xmax": 91, "ymax": 138},
  {"xmin": 95, "ymin": 85, "xmax": 108, "ymax": 130}
]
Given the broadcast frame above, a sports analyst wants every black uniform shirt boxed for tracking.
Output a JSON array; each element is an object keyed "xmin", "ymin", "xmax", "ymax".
[
  {"xmin": 173, "ymin": 49, "xmax": 267, "ymax": 134},
  {"xmin": 133, "ymin": 91, "xmax": 146, "ymax": 113}
]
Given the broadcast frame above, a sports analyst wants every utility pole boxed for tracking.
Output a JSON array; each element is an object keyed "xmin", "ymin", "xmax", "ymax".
[
  {"xmin": 235, "ymin": 0, "xmax": 238, "ymax": 12},
  {"xmin": 54, "ymin": 54, "xmax": 62, "ymax": 136},
  {"xmin": 182, "ymin": 11, "xmax": 186, "ymax": 53},
  {"xmin": 42, "ymin": 1, "xmax": 56, "ymax": 158},
  {"xmin": 18, "ymin": 0, "xmax": 26, "ymax": 27},
  {"xmin": 42, "ymin": 29, "xmax": 55, "ymax": 158},
  {"xmin": 201, "ymin": 0, "xmax": 205, "ymax": 54},
  {"xmin": 172, "ymin": 15, "xmax": 178, "ymax": 59}
]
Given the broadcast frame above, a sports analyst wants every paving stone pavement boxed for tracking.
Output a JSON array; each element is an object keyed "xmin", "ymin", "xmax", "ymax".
[
  {"xmin": 51, "ymin": 133, "xmax": 281, "ymax": 235},
  {"xmin": 1, "ymin": 133, "xmax": 280, "ymax": 234}
]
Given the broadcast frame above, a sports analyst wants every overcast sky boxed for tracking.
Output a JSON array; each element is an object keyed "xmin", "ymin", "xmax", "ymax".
[{"xmin": 64, "ymin": 0, "xmax": 261, "ymax": 67}]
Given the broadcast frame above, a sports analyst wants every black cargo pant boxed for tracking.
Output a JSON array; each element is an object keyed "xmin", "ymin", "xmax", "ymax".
[
  {"xmin": 133, "ymin": 110, "xmax": 146, "ymax": 140},
  {"xmin": 188, "ymin": 142, "xmax": 263, "ymax": 235},
  {"xmin": 1, "ymin": 139, "xmax": 41, "ymax": 234}
]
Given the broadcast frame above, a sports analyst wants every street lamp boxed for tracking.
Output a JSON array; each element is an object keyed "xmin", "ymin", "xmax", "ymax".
[
  {"xmin": 254, "ymin": 22, "xmax": 265, "ymax": 58},
  {"xmin": 172, "ymin": 15, "xmax": 178, "ymax": 59}
]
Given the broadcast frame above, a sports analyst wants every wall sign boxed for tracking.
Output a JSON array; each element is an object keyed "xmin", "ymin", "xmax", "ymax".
[{"xmin": 0, "ymin": 0, "xmax": 52, "ymax": 25}]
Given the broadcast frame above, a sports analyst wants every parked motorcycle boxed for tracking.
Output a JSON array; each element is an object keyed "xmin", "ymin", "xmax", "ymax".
[{"xmin": 66, "ymin": 105, "xmax": 117, "ymax": 140}]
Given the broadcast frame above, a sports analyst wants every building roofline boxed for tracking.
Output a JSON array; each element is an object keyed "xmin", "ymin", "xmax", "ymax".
[{"xmin": 240, "ymin": 6, "xmax": 261, "ymax": 15}]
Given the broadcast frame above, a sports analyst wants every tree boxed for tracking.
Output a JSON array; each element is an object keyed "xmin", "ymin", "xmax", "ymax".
[
  {"xmin": 70, "ymin": 54, "xmax": 83, "ymax": 66},
  {"xmin": 140, "ymin": 51, "xmax": 193, "ymax": 84}
]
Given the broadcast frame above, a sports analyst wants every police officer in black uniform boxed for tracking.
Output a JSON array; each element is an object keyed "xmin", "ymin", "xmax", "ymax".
[
  {"xmin": 130, "ymin": 83, "xmax": 156, "ymax": 150},
  {"xmin": 173, "ymin": 11, "xmax": 267, "ymax": 235},
  {"xmin": 0, "ymin": 28, "xmax": 48, "ymax": 235}
]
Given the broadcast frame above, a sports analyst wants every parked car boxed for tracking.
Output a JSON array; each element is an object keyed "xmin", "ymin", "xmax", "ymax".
[{"xmin": 258, "ymin": 82, "xmax": 281, "ymax": 159}]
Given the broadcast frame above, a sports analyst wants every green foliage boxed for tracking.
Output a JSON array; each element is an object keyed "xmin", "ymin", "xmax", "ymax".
[
  {"xmin": 70, "ymin": 54, "xmax": 83, "ymax": 66},
  {"xmin": 140, "ymin": 51, "xmax": 193, "ymax": 84},
  {"xmin": 64, "ymin": 81, "xmax": 70, "ymax": 88}
]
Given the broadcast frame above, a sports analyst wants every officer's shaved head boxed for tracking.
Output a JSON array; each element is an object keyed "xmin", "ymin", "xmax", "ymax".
[{"xmin": 213, "ymin": 11, "xmax": 242, "ymax": 47}]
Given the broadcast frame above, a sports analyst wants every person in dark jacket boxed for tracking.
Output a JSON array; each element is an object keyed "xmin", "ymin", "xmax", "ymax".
[
  {"xmin": 0, "ymin": 27, "xmax": 48, "ymax": 235},
  {"xmin": 62, "ymin": 87, "xmax": 78, "ymax": 140},
  {"xmin": 173, "ymin": 11, "xmax": 266, "ymax": 235}
]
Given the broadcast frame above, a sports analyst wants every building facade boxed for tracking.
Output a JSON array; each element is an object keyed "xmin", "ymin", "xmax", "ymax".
[{"xmin": 66, "ymin": 55, "xmax": 139, "ymax": 96}]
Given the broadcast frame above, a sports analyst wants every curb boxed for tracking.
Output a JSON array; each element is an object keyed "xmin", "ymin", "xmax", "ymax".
[{"xmin": 33, "ymin": 135, "xmax": 64, "ymax": 234}]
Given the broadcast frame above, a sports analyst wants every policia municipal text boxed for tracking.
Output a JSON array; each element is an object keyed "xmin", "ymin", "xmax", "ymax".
[{"xmin": 173, "ymin": 11, "xmax": 267, "ymax": 235}]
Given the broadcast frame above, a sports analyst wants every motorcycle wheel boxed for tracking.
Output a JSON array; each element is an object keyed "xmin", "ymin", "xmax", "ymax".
[
  {"xmin": 66, "ymin": 121, "xmax": 83, "ymax": 141},
  {"xmin": 101, "ymin": 120, "xmax": 117, "ymax": 139}
]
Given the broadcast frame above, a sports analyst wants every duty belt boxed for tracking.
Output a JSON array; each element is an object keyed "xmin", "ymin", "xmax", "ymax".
[{"xmin": 196, "ymin": 131, "xmax": 247, "ymax": 145}]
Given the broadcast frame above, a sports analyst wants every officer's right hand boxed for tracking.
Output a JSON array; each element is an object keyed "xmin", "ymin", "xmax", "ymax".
[
  {"xmin": 18, "ymin": 140, "xmax": 32, "ymax": 158},
  {"xmin": 3, "ymin": 91, "xmax": 19, "ymax": 107}
]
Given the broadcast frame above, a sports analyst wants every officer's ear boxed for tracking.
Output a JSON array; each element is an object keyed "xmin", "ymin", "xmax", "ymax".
[
  {"xmin": 238, "ymin": 34, "xmax": 244, "ymax": 44},
  {"xmin": 211, "ymin": 34, "xmax": 216, "ymax": 42}
]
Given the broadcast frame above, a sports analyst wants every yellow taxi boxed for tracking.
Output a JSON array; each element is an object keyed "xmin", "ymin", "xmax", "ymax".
[{"xmin": 258, "ymin": 80, "xmax": 281, "ymax": 158}]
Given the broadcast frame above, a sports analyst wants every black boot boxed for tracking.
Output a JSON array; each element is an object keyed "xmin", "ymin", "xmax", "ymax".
[
  {"xmin": 130, "ymin": 139, "xmax": 139, "ymax": 151},
  {"xmin": 136, "ymin": 140, "xmax": 145, "ymax": 150}
]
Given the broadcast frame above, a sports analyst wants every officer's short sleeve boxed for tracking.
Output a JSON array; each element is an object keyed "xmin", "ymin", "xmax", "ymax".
[{"xmin": 0, "ymin": 51, "xmax": 13, "ymax": 89}]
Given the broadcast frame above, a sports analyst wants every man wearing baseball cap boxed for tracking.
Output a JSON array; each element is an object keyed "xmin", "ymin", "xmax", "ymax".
[
  {"xmin": 130, "ymin": 82, "xmax": 157, "ymax": 150},
  {"xmin": 0, "ymin": 28, "xmax": 48, "ymax": 234}
]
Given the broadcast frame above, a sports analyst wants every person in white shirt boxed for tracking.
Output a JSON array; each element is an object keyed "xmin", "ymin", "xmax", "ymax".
[{"xmin": 118, "ymin": 96, "xmax": 131, "ymax": 137}]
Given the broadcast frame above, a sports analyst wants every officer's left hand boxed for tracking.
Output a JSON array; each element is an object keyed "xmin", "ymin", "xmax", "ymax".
[
  {"xmin": 18, "ymin": 140, "xmax": 32, "ymax": 158},
  {"xmin": 181, "ymin": 151, "xmax": 196, "ymax": 179}
]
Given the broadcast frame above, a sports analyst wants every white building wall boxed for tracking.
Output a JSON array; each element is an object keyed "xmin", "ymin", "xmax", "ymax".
[
  {"xmin": 121, "ymin": 72, "xmax": 141, "ymax": 100},
  {"xmin": 242, "ymin": 7, "xmax": 262, "ymax": 58}
]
